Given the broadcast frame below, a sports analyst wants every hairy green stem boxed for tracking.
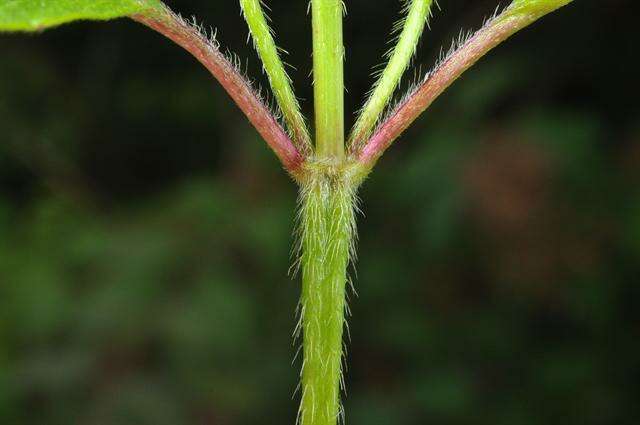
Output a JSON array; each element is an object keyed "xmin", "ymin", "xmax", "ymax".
[
  {"xmin": 300, "ymin": 3, "xmax": 353, "ymax": 423},
  {"xmin": 297, "ymin": 161, "xmax": 361, "ymax": 425},
  {"xmin": 312, "ymin": 0, "xmax": 345, "ymax": 159}
]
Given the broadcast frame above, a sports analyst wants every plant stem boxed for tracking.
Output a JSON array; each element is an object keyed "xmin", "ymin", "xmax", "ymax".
[
  {"xmin": 298, "ymin": 162, "xmax": 358, "ymax": 425},
  {"xmin": 312, "ymin": 0, "xmax": 345, "ymax": 159},
  {"xmin": 298, "ymin": 3, "xmax": 351, "ymax": 424}
]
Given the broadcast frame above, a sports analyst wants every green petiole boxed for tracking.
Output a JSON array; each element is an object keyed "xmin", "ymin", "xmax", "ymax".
[
  {"xmin": 349, "ymin": 0, "xmax": 434, "ymax": 151},
  {"xmin": 240, "ymin": 0, "xmax": 311, "ymax": 153}
]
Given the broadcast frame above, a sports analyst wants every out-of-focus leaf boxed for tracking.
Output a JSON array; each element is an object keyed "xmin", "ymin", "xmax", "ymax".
[
  {"xmin": 507, "ymin": 0, "xmax": 574, "ymax": 17},
  {"xmin": 0, "ymin": 0, "xmax": 162, "ymax": 31}
]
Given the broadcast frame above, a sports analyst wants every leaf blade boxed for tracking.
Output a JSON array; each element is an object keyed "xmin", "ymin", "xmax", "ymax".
[
  {"xmin": 507, "ymin": 0, "xmax": 574, "ymax": 16},
  {"xmin": 0, "ymin": 0, "xmax": 162, "ymax": 31}
]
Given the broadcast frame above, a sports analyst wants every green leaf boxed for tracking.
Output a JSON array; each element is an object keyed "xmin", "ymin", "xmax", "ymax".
[
  {"xmin": 507, "ymin": 0, "xmax": 574, "ymax": 17},
  {"xmin": 0, "ymin": 0, "xmax": 163, "ymax": 32}
]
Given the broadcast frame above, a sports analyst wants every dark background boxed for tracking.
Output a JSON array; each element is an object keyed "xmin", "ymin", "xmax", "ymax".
[{"xmin": 1, "ymin": 0, "xmax": 639, "ymax": 424}]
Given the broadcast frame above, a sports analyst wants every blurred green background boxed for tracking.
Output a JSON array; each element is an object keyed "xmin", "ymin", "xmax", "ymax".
[{"xmin": 1, "ymin": 0, "xmax": 638, "ymax": 424}]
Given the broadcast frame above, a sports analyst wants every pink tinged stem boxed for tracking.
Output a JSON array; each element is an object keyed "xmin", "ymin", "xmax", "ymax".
[
  {"xmin": 356, "ymin": 13, "xmax": 534, "ymax": 166},
  {"xmin": 132, "ymin": 9, "xmax": 304, "ymax": 174}
]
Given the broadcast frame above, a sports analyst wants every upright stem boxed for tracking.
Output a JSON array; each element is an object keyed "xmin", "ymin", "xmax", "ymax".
[
  {"xmin": 312, "ymin": 0, "xmax": 345, "ymax": 159},
  {"xmin": 298, "ymin": 163, "xmax": 357, "ymax": 425},
  {"xmin": 298, "ymin": 4, "xmax": 350, "ymax": 424}
]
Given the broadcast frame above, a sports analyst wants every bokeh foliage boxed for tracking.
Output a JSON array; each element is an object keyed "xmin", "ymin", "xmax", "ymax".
[{"xmin": 1, "ymin": 0, "xmax": 638, "ymax": 424}]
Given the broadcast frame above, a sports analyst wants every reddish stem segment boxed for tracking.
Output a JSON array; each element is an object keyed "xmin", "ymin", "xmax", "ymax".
[
  {"xmin": 356, "ymin": 14, "xmax": 532, "ymax": 166},
  {"xmin": 133, "ymin": 8, "xmax": 304, "ymax": 174}
]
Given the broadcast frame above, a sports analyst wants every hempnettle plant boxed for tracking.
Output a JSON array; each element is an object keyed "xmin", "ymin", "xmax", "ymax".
[{"xmin": 1, "ymin": 0, "xmax": 575, "ymax": 424}]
